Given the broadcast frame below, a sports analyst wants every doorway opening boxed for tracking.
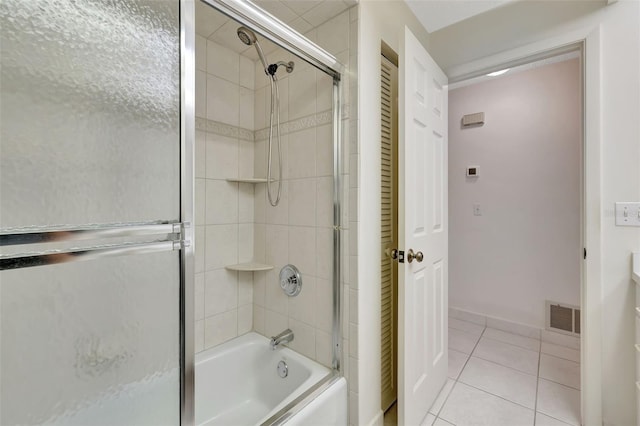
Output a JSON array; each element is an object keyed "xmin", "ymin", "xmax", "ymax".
[{"xmin": 438, "ymin": 46, "xmax": 584, "ymax": 426}]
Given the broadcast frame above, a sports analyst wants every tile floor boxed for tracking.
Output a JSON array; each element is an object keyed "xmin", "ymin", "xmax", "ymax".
[{"xmin": 384, "ymin": 317, "xmax": 581, "ymax": 426}]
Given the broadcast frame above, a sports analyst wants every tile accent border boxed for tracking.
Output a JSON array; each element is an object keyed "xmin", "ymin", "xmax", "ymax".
[
  {"xmin": 254, "ymin": 107, "xmax": 344, "ymax": 140},
  {"xmin": 195, "ymin": 117, "xmax": 254, "ymax": 142},
  {"xmin": 196, "ymin": 104, "xmax": 350, "ymax": 143}
]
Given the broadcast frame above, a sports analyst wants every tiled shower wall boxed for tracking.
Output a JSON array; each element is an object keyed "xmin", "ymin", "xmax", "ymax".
[
  {"xmin": 249, "ymin": 9, "xmax": 360, "ymax": 419},
  {"xmin": 194, "ymin": 39, "xmax": 256, "ymax": 352},
  {"xmin": 251, "ymin": 56, "xmax": 338, "ymax": 367}
]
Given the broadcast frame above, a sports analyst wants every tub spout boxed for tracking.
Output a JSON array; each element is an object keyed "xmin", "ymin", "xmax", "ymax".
[{"xmin": 270, "ymin": 329, "xmax": 294, "ymax": 350}]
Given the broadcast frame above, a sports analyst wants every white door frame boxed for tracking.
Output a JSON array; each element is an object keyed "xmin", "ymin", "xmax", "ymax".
[{"xmin": 444, "ymin": 27, "xmax": 603, "ymax": 426}]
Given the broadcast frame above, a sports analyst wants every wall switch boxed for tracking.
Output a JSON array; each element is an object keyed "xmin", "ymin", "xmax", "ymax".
[
  {"xmin": 473, "ymin": 203, "xmax": 482, "ymax": 216},
  {"xmin": 615, "ymin": 202, "xmax": 640, "ymax": 227}
]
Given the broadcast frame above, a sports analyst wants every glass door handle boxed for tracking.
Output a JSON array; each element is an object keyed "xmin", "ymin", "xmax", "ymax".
[
  {"xmin": 0, "ymin": 239, "xmax": 184, "ymax": 271},
  {"xmin": 0, "ymin": 222, "xmax": 189, "ymax": 270},
  {"xmin": 0, "ymin": 221, "xmax": 182, "ymax": 246}
]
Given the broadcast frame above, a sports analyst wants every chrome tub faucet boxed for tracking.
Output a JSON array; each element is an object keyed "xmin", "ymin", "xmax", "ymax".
[{"xmin": 270, "ymin": 329, "xmax": 294, "ymax": 350}]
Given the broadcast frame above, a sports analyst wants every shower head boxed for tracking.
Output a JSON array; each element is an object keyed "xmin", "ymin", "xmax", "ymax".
[
  {"xmin": 237, "ymin": 26, "xmax": 269, "ymax": 74},
  {"xmin": 237, "ymin": 27, "xmax": 257, "ymax": 46}
]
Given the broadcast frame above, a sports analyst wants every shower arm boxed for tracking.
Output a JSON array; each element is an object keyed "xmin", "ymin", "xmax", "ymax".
[{"xmin": 267, "ymin": 61, "xmax": 295, "ymax": 76}]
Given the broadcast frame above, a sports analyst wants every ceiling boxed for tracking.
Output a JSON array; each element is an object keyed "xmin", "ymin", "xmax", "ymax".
[
  {"xmin": 404, "ymin": 0, "xmax": 515, "ymax": 33},
  {"xmin": 196, "ymin": 0, "xmax": 517, "ymax": 59}
]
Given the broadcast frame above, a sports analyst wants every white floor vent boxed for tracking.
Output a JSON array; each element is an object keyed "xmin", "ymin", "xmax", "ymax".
[{"xmin": 546, "ymin": 301, "xmax": 580, "ymax": 335}]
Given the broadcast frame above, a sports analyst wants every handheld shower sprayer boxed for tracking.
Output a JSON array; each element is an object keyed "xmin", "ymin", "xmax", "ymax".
[
  {"xmin": 236, "ymin": 27, "xmax": 295, "ymax": 77},
  {"xmin": 236, "ymin": 27, "xmax": 269, "ymax": 74},
  {"xmin": 236, "ymin": 27, "xmax": 295, "ymax": 207}
]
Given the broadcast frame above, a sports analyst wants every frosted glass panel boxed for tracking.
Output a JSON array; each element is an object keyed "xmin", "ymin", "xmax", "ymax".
[
  {"xmin": 0, "ymin": 251, "xmax": 180, "ymax": 425},
  {"xmin": 0, "ymin": 0, "xmax": 180, "ymax": 228}
]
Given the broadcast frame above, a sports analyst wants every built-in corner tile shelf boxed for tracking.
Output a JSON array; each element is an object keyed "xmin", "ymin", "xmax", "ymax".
[
  {"xmin": 225, "ymin": 178, "xmax": 267, "ymax": 184},
  {"xmin": 225, "ymin": 262, "xmax": 273, "ymax": 272}
]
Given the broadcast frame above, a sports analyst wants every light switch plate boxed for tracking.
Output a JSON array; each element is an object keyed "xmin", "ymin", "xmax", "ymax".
[{"xmin": 615, "ymin": 202, "xmax": 640, "ymax": 227}]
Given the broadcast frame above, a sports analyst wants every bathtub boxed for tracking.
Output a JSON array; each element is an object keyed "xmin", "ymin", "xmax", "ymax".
[{"xmin": 195, "ymin": 332, "xmax": 347, "ymax": 426}]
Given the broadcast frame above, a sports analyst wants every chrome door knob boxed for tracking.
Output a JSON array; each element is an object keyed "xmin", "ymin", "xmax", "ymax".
[
  {"xmin": 386, "ymin": 248, "xmax": 399, "ymax": 260},
  {"xmin": 407, "ymin": 249, "xmax": 424, "ymax": 263}
]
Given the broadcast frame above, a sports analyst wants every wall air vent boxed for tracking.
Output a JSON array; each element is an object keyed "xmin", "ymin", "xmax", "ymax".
[
  {"xmin": 462, "ymin": 112, "xmax": 485, "ymax": 127},
  {"xmin": 546, "ymin": 301, "xmax": 580, "ymax": 335}
]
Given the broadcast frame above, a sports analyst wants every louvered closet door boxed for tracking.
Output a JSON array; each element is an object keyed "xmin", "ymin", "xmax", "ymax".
[{"xmin": 381, "ymin": 55, "xmax": 399, "ymax": 412}]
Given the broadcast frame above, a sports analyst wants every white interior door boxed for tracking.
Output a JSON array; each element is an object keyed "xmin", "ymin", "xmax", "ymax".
[{"xmin": 398, "ymin": 25, "xmax": 448, "ymax": 426}]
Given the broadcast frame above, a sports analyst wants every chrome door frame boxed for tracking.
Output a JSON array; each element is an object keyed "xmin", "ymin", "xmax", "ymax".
[
  {"xmin": 203, "ymin": 0, "xmax": 345, "ymax": 78},
  {"xmin": 180, "ymin": 0, "xmax": 196, "ymax": 425},
  {"xmin": 0, "ymin": 1, "xmax": 195, "ymax": 423},
  {"xmin": 189, "ymin": 0, "xmax": 345, "ymax": 424}
]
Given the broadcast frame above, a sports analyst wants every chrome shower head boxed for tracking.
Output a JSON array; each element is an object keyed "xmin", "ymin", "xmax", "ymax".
[
  {"xmin": 237, "ymin": 27, "xmax": 257, "ymax": 46},
  {"xmin": 237, "ymin": 26, "xmax": 269, "ymax": 74}
]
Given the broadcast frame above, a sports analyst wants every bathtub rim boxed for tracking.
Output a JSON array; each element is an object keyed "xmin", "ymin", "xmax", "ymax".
[
  {"xmin": 194, "ymin": 332, "xmax": 329, "ymax": 379},
  {"xmin": 261, "ymin": 372, "xmax": 343, "ymax": 426},
  {"xmin": 195, "ymin": 331, "xmax": 342, "ymax": 426}
]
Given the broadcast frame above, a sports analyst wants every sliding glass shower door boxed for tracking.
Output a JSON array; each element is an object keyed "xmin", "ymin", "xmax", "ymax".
[{"xmin": 0, "ymin": 0, "xmax": 191, "ymax": 424}]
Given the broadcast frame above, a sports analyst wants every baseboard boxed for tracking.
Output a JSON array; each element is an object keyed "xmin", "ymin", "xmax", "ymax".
[
  {"xmin": 449, "ymin": 306, "xmax": 582, "ymax": 349},
  {"xmin": 450, "ymin": 306, "xmax": 541, "ymax": 339}
]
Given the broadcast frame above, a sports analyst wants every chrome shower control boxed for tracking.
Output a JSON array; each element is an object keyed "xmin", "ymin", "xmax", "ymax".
[{"xmin": 280, "ymin": 264, "xmax": 302, "ymax": 297}]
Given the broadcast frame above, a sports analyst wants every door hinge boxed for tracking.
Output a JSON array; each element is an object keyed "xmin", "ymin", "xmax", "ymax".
[{"xmin": 583, "ymin": 248, "xmax": 587, "ymax": 260}]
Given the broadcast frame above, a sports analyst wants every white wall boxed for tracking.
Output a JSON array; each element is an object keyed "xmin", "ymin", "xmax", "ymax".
[
  {"xmin": 357, "ymin": 1, "xmax": 431, "ymax": 424},
  {"xmin": 429, "ymin": 2, "xmax": 640, "ymax": 425},
  {"xmin": 449, "ymin": 58, "xmax": 582, "ymax": 328}
]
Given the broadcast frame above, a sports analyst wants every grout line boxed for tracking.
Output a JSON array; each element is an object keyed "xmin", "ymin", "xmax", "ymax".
[
  {"xmin": 535, "ymin": 410, "xmax": 578, "ymax": 426},
  {"xmin": 466, "ymin": 325, "xmax": 486, "ymax": 363},
  {"xmin": 539, "ymin": 350, "xmax": 581, "ymax": 365},
  {"xmin": 461, "ymin": 354, "xmax": 539, "ymax": 378},
  {"xmin": 477, "ymin": 332, "xmax": 540, "ymax": 353},
  {"xmin": 470, "ymin": 349, "xmax": 538, "ymax": 377},
  {"xmin": 435, "ymin": 326, "xmax": 487, "ymax": 418},
  {"xmin": 459, "ymin": 381, "xmax": 536, "ymax": 412},
  {"xmin": 452, "ymin": 326, "xmax": 541, "ymax": 414},
  {"xmin": 537, "ymin": 376, "xmax": 582, "ymax": 392},
  {"xmin": 431, "ymin": 380, "xmax": 457, "ymax": 419},
  {"xmin": 451, "ymin": 318, "xmax": 581, "ymax": 425},
  {"xmin": 533, "ymin": 338, "xmax": 542, "ymax": 426},
  {"xmin": 450, "ymin": 318, "xmax": 542, "ymax": 352}
]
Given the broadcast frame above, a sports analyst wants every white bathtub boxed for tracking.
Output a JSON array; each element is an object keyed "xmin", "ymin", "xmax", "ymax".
[{"xmin": 195, "ymin": 332, "xmax": 347, "ymax": 426}]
